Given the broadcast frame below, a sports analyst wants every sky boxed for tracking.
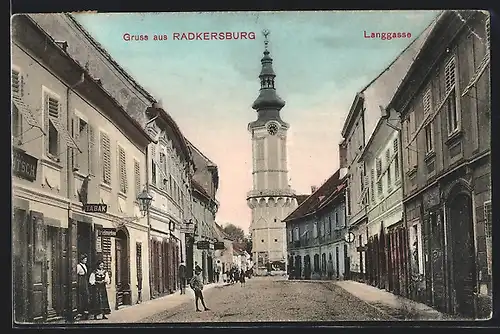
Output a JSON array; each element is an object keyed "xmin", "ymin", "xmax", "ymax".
[{"xmin": 74, "ymin": 10, "xmax": 441, "ymax": 234}]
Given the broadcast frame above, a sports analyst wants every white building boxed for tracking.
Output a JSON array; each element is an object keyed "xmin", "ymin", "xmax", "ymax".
[
  {"xmin": 246, "ymin": 34, "xmax": 297, "ymax": 275},
  {"xmin": 12, "ymin": 14, "xmax": 154, "ymax": 322}
]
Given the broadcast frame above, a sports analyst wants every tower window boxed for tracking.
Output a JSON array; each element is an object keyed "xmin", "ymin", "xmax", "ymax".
[
  {"xmin": 274, "ymin": 218, "xmax": 277, "ymax": 222},
  {"xmin": 261, "ymin": 239, "xmax": 264, "ymax": 243},
  {"xmin": 274, "ymin": 239, "xmax": 278, "ymax": 242}
]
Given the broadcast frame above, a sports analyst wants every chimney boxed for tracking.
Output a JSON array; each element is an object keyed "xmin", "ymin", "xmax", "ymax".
[{"xmin": 311, "ymin": 185, "xmax": 318, "ymax": 193}]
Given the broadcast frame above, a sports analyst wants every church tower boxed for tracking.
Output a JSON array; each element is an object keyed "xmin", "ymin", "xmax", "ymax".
[{"xmin": 247, "ymin": 30, "xmax": 297, "ymax": 276}]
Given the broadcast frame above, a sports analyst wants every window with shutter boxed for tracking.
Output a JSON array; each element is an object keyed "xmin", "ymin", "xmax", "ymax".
[
  {"xmin": 134, "ymin": 159, "xmax": 141, "ymax": 197},
  {"xmin": 370, "ymin": 168, "xmax": 375, "ymax": 203},
  {"xmin": 445, "ymin": 57, "xmax": 456, "ymax": 95},
  {"xmin": 118, "ymin": 146, "xmax": 128, "ymax": 194},
  {"xmin": 423, "ymin": 88, "xmax": 432, "ymax": 117},
  {"xmin": 159, "ymin": 153, "xmax": 166, "ymax": 189},
  {"xmin": 376, "ymin": 158, "xmax": 383, "ymax": 195},
  {"xmin": 425, "ymin": 123, "xmax": 434, "ymax": 153},
  {"xmin": 76, "ymin": 118, "xmax": 89, "ymax": 172},
  {"xmin": 393, "ymin": 139, "xmax": 400, "ymax": 180},
  {"xmin": 151, "ymin": 145, "xmax": 157, "ymax": 186},
  {"xmin": 100, "ymin": 132, "xmax": 111, "ymax": 185},
  {"xmin": 89, "ymin": 125, "xmax": 95, "ymax": 175},
  {"xmin": 386, "ymin": 149, "xmax": 392, "ymax": 188},
  {"xmin": 45, "ymin": 94, "xmax": 60, "ymax": 158}
]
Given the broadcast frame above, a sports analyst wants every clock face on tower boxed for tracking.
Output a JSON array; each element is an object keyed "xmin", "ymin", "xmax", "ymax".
[{"xmin": 267, "ymin": 122, "xmax": 279, "ymax": 136}]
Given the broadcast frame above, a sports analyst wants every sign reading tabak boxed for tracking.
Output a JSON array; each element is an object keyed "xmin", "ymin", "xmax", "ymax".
[
  {"xmin": 13, "ymin": 147, "xmax": 38, "ymax": 182},
  {"xmin": 84, "ymin": 204, "xmax": 108, "ymax": 213}
]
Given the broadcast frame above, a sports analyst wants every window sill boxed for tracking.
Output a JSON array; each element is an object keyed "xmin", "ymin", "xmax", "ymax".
[
  {"xmin": 46, "ymin": 153, "xmax": 61, "ymax": 164},
  {"xmin": 445, "ymin": 129, "xmax": 463, "ymax": 146},
  {"xmin": 100, "ymin": 182, "xmax": 112, "ymax": 192},
  {"xmin": 406, "ymin": 166, "xmax": 417, "ymax": 179},
  {"xmin": 424, "ymin": 151, "xmax": 436, "ymax": 163},
  {"xmin": 41, "ymin": 157, "xmax": 63, "ymax": 171},
  {"xmin": 118, "ymin": 192, "xmax": 127, "ymax": 200}
]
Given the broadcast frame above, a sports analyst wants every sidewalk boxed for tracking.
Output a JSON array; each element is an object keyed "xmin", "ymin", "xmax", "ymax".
[
  {"xmin": 335, "ymin": 280, "xmax": 453, "ymax": 321},
  {"xmin": 73, "ymin": 282, "xmax": 228, "ymax": 324}
]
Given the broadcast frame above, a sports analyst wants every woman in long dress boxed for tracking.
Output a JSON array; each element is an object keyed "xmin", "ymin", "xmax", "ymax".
[
  {"xmin": 89, "ymin": 260, "xmax": 111, "ymax": 320},
  {"xmin": 76, "ymin": 254, "xmax": 90, "ymax": 320}
]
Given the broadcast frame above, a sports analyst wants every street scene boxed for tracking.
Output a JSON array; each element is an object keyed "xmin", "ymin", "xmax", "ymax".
[{"xmin": 11, "ymin": 9, "xmax": 491, "ymax": 325}]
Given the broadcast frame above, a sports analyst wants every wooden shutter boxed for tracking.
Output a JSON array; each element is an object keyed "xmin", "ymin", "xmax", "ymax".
[
  {"xmin": 386, "ymin": 150, "xmax": 392, "ymax": 186},
  {"xmin": 118, "ymin": 146, "xmax": 127, "ymax": 194},
  {"xmin": 370, "ymin": 168, "xmax": 375, "ymax": 202},
  {"xmin": 89, "ymin": 125, "xmax": 96, "ymax": 175},
  {"xmin": 136, "ymin": 243, "xmax": 143, "ymax": 291},
  {"xmin": 423, "ymin": 88, "xmax": 432, "ymax": 117},
  {"xmin": 73, "ymin": 117, "xmax": 80, "ymax": 170},
  {"xmin": 445, "ymin": 57, "xmax": 456, "ymax": 94},
  {"xmin": 12, "ymin": 69, "xmax": 21, "ymax": 96},
  {"xmin": 134, "ymin": 159, "xmax": 141, "ymax": 196},
  {"xmin": 100, "ymin": 132, "xmax": 111, "ymax": 185},
  {"xmin": 393, "ymin": 139, "xmax": 400, "ymax": 180},
  {"xmin": 43, "ymin": 93, "xmax": 50, "ymax": 154}
]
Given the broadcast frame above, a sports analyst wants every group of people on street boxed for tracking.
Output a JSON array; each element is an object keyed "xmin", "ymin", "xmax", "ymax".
[
  {"xmin": 223, "ymin": 266, "xmax": 248, "ymax": 286},
  {"xmin": 76, "ymin": 254, "xmax": 111, "ymax": 320}
]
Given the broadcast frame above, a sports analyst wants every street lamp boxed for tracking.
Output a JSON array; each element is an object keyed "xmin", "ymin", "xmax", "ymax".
[{"xmin": 137, "ymin": 188, "xmax": 153, "ymax": 217}]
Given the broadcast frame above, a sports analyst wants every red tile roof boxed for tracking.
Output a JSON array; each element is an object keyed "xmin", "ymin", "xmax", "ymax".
[{"xmin": 284, "ymin": 169, "xmax": 346, "ymax": 222}]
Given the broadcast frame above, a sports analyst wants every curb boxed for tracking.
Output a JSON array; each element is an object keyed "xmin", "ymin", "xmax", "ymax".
[{"xmin": 331, "ymin": 281, "xmax": 398, "ymax": 321}]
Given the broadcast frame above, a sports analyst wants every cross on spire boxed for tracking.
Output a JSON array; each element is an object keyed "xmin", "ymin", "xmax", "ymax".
[{"xmin": 262, "ymin": 29, "xmax": 270, "ymax": 50}]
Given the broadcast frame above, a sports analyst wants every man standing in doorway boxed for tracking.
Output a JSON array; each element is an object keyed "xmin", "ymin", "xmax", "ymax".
[
  {"xmin": 327, "ymin": 256, "xmax": 334, "ymax": 280},
  {"xmin": 179, "ymin": 261, "xmax": 187, "ymax": 294}
]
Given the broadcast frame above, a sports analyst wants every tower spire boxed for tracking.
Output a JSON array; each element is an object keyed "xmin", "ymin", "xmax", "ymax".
[{"xmin": 251, "ymin": 29, "xmax": 286, "ymax": 112}]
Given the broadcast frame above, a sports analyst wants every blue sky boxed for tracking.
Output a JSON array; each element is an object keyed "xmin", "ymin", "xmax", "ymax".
[{"xmin": 75, "ymin": 10, "xmax": 441, "ymax": 233}]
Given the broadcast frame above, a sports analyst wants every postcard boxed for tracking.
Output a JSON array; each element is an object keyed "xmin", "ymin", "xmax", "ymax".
[{"xmin": 11, "ymin": 10, "xmax": 491, "ymax": 324}]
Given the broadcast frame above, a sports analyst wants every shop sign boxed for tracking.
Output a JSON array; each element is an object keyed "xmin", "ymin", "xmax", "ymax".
[
  {"xmin": 13, "ymin": 147, "xmax": 38, "ymax": 182},
  {"xmin": 197, "ymin": 240, "xmax": 210, "ymax": 250},
  {"xmin": 214, "ymin": 241, "xmax": 225, "ymax": 250},
  {"xmin": 84, "ymin": 204, "xmax": 108, "ymax": 213},
  {"xmin": 98, "ymin": 228, "xmax": 117, "ymax": 237}
]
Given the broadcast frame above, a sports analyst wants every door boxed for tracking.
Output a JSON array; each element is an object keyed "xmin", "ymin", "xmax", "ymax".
[
  {"xmin": 343, "ymin": 244, "xmax": 349, "ymax": 279},
  {"xmin": 430, "ymin": 211, "xmax": 446, "ymax": 311},
  {"xmin": 13, "ymin": 208, "xmax": 28, "ymax": 322},
  {"xmin": 335, "ymin": 247, "xmax": 340, "ymax": 279},
  {"xmin": 449, "ymin": 194, "xmax": 476, "ymax": 317},
  {"xmin": 115, "ymin": 229, "xmax": 131, "ymax": 307},
  {"xmin": 28, "ymin": 211, "xmax": 47, "ymax": 321},
  {"xmin": 46, "ymin": 227, "xmax": 55, "ymax": 315},
  {"xmin": 68, "ymin": 219, "xmax": 78, "ymax": 318},
  {"xmin": 186, "ymin": 236, "xmax": 194, "ymax": 279}
]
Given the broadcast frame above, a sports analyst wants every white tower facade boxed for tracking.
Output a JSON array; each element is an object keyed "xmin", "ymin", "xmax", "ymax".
[{"xmin": 247, "ymin": 30, "xmax": 297, "ymax": 275}]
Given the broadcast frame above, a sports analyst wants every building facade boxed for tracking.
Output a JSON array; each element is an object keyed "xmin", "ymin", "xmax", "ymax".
[
  {"xmin": 387, "ymin": 11, "xmax": 491, "ymax": 318},
  {"xmin": 12, "ymin": 14, "xmax": 153, "ymax": 322},
  {"xmin": 187, "ymin": 142, "xmax": 220, "ymax": 282},
  {"xmin": 145, "ymin": 105, "xmax": 195, "ymax": 298},
  {"xmin": 214, "ymin": 223, "xmax": 235, "ymax": 276},
  {"xmin": 285, "ymin": 170, "xmax": 348, "ymax": 280},
  {"xmin": 357, "ymin": 107, "xmax": 405, "ymax": 293},
  {"xmin": 341, "ymin": 22, "xmax": 435, "ymax": 283},
  {"xmin": 247, "ymin": 34, "xmax": 297, "ymax": 275}
]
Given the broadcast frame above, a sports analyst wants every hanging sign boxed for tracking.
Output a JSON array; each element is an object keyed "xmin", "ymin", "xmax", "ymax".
[
  {"xmin": 345, "ymin": 232, "xmax": 356, "ymax": 243},
  {"xmin": 98, "ymin": 228, "xmax": 117, "ymax": 237},
  {"xmin": 84, "ymin": 204, "xmax": 108, "ymax": 213},
  {"xmin": 197, "ymin": 240, "xmax": 210, "ymax": 249},
  {"xmin": 214, "ymin": 241, "xmax": 225, "ymax": 250}
]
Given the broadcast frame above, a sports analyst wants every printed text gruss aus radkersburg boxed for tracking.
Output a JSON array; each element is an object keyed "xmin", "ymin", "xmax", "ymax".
[
  {"xmin": 363, "ymin": 31, "xmax": 412, "ymax": 40},
  {"xmin": 123, "ymin": 32, "xmax": 257, "ymax": 41}
]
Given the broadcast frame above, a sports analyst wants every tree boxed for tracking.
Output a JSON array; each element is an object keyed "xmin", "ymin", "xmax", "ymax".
[
  {"xmin": 244, "ymin": 237, "xmax": 252, "ymax": 254},
  {"xmin": 222, "ymin": 223, "xmax": 245, "ymax": 242}
]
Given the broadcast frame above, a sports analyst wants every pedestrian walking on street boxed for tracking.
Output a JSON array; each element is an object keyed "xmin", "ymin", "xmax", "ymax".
[
  {"xmin": 76, "ymin": 254, "xmax": 90, "ymax": 320},
  {"xmin": 239, "ymin": 269, "xmax": 246, "ymax": 287},
  {"xmin": 179, "ymin": 261, "xmax": 187, "ymax": 294},
  {"xmin": 189, "ymin": 267, "xmax": 210, "ymax": 312},
  {"xmin": 89, "ymin": 260, "xmax": 111, "ymax": 320}
]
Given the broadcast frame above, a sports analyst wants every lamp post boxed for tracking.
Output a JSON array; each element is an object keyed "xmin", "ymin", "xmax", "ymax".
[{"xmin": 136, "ymin": 187, "xmax": 152, "ymax": 302}]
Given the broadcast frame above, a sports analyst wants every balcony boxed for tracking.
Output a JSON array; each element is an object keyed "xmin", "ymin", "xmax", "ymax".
[{"xmin": 246, "ymin": 188, "xmax": 296, "ymax": 199}]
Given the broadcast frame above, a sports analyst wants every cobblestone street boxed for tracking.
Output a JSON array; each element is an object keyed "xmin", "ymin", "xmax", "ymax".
[{"xmin": 139, "ymin": 277, "xmax": 391, "ymax": 322}]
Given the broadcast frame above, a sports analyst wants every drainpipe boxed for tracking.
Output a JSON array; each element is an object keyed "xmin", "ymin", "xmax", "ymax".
[
  {"xmin": 66, "ymin": 72, "xmax": 85, "ymax": 321},
  {"xmin": 145, "ymin": 113, "xmax": 157, "ymax": 300},
  {"xmin": 384, "ymin": 108, "xmax": 411, "ymax": 297}
]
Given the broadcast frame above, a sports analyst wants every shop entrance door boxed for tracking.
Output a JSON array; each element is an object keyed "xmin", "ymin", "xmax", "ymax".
[{"xmin": 115, "ymin": 229, "xmax": 131, "ymax": 308}]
